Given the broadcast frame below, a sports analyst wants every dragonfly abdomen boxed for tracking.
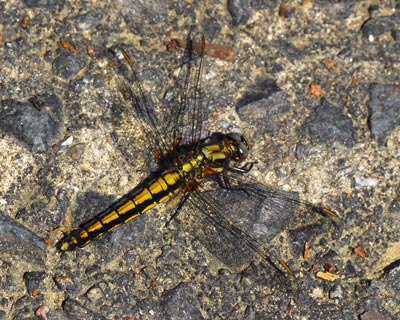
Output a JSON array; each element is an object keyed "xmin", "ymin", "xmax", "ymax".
[{"xmin": 58, "ymin": 171, "xmax": 183, "ymax": 251}]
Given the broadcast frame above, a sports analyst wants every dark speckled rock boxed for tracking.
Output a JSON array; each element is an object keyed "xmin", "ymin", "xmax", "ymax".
[
  {"xmin": 368, "ymin": 83, "xmax": 400, "ymax": 145},
  {"xmin": 52, "ymin": 49, "xmax": 88, "ymax": 80},
  {"xmin": 236, "ymin": 78, "xmax": 290, "ymax": 137},
  {"xmin": 301, "ymin": 99, "xmax": 356, "ymax": 147},
  {"xmin": 159, "ymin": 283, "xmax": 203, "ymax": 320},
  {"xmin": 135, "ymin": 283, "xmax": 203, "ymax": 320},
  {"xmin": 359, "ymin": 309, "xmax": 385, "ymax": 320},
  {"xmin": 0, "ymin": 94, "xmax": 63, "ymax": 153},
  {"xmin": 227, "ymin": 0, "xmax": 276, "ymax": 25},
  {"xmin": 62, "ymin": 298, "xmax": 107, "ymax": 320},
  {"xmin": 314, "ymin": 0, "xmax": 357, "ymax": 20},
  {"xmin": 23, "ymin": 271, "xmax": 46, "ymax": 295},
  {"xmin": 0, "ymin": 211, "xmax": 47, "ymax": 264},
  {"xmin": 362, "ymin": 12, "xmax": 400, "ymax": 37},
  {"xmin": 227, "ymin": 0, "xmax": 252, "ymax": 26},
  {"xmin": 23, "ymin": 0, "xmax": 65, "ymax": 11},
  {"xmin": 383, "ymin": 260, "xmax": 400, "ymax": 293}
]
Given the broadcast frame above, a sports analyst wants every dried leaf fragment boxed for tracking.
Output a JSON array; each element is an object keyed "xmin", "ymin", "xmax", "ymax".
[
  {"xmin": 354, "ymin": 245, "xmax": 368, "ymax": 258},
  {"xmin": 316, "ymin": 271, "xmax": 340, "ymax": 281},
  {"xmin": 309, "ymin": 84, "xmax": 324, "ymax": 97}
]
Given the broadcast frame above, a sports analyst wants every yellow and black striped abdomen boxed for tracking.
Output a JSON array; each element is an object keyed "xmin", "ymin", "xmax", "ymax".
[{"xmin": 58, "ymin": 171, "xmax": 183, "ymax": 251}]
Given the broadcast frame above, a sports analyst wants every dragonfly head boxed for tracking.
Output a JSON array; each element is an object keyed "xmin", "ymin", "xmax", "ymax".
[{"xmin": 226, "ymin": 133, "xmax": 250, "ymax": 162}]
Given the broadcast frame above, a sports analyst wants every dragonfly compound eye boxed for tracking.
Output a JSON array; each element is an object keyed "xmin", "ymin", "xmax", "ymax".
[{"xmin": 226, "ymin": 133, "xmax": 249, "ymax": 161}]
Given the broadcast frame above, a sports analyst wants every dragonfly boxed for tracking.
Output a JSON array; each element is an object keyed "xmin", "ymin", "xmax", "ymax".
[{"xmin": 57, "ymin": 33, "xmax": 337, "ymax": 274}]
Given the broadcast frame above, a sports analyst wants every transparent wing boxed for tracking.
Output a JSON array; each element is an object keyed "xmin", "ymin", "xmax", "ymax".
[
  {"xmin": 109, "ymin": 47, "xmax": 171, "ymax": 159},
  {"xmin": 163, "ymin": 32, "xmax": 206, "ymax": 146},
  {"xmin": 181, "ymin": 172, "xmax": 337, "ymax": 273},
  {"xmin": 109, "ymin": 33, "xmax": 207, "ymax": 161}
]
